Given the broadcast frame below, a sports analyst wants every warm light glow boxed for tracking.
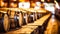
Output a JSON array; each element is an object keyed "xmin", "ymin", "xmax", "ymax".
[
  {"xmin": 44, "ymin": 3, "xmax": 55, "ymax": 14},
  {"xmin": 19, "ymin": 2, "xmax": 23, "ymax": 8},
  {"xmin": 10, "ymin": 3, "xmax": 17, "ymax": 7},
  {"xmin": 41, "ymin": 0, "xmax": 44, "ymax": 2},
  {"xmin": 4, "ymin": 12, "xmax": 7, "ymax": 13},
  {"xmin": 31, "ymin": 2, "xmax": 36, "ymax": 8},
  {"xmin": 36, "ymin": 2, "xmax": 40, "ymax": 5},
  {"xmin": 19, "ymin": 0, "xmax": 25, "ymax": 2},
  {"xmin": 13, "ymin": 0, "xmax": 16, "ymax": 1},
  {"xmin": 19, "ymin": 2, "xmax": 30, "ymax": 8},
  {"xmin": 4, "ymin": 3, "xmax": 7, "ymax": 7},
  {"xmin": 14, "ymin": 4, "xmax": 17, "ymax": 7},
  {"xmin": 24, "ymin": 2, "xmax": 30, "ymax": 8},
  {"xmin": 55, "ymin": 0, "xmax": 60, "ymax": 9},
  {"xmin": 44, "ymin": 3, "xmax": 55, "ymax": 11},
  {"xmin": 11, "ymin": 3, "xmax": 14, "ymax": 6},
  {"xmin": 1, "ymin": 2, "xmax": 4, "ymax": 6},
  {"xmin": 34, "ymin": 2, "xmax": 40, "ymax": 10},
  {"xmin": 0, "ymin": 11, "xmax": 7, "ymax": 13}
]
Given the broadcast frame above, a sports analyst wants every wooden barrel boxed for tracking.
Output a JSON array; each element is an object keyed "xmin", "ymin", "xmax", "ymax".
[
  {"xmin": 3, "ymin": 13, "xmax": 10, "ymax": 32},
  {"xmin": 29, "ymin": 12, "xmax": 34, "ymax": 23},
  {"xmin": 23, "ymin": 13, "xmax": 27, "ymax": 25},
  {"xmin": 33, "ymin": 12, "xmax": 35, "ymax": 21},
  {"xmin": 25, "ymin": 13, "xmax": 28, "ymax": 24},
  {"xmin": 0, "ymin": 11, "xmax": 10, "ymax": 32},
  {"xmin": 19, "ymin": 11, "xmax": 23, "ymax": 27},
  {"xmin": 14, "ymin": 11, "xmax": 19, "ymax": 27},
  {"xmin": 9, "ymin": 11, "xmax": 16, "ymax": 28},
  {"xmin": 35, "ymin": 12, "xmax": 38, "ymax": 20}
]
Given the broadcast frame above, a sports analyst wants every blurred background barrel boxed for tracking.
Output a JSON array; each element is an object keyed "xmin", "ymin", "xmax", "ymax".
[{"xmin": 0, "ymin": 11, "xmax": 10, "ymax": 32}]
